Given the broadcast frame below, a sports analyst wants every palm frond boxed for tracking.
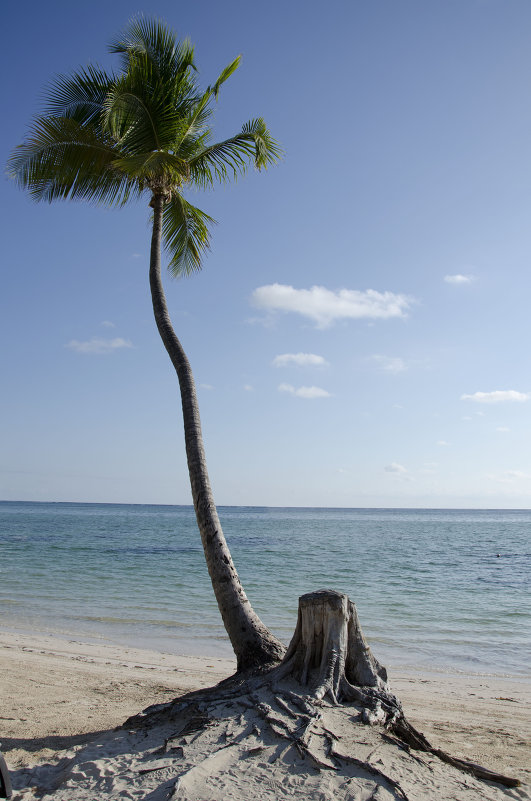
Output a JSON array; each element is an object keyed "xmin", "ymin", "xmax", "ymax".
[
  {"xmin": 8, "ymin": 116, "xmax": 138, "ymax": 205},
  {"xmin": 111, "ymin": 150, "xmax": 189, "ymax": 182},
  {"xmin": 169, "ymin": 88, "xmax": 214, "ymax": 154},
  {"xmin": 161, "ymin": 194, "xmax": 215, "ymax": 276},
  {"xmin": 44, "ymin": 65, "xmax": 112, "ymax": 125},
  {"xmin": 170, "ymin": 55, "xmax": 241, "ymax": 152},
  {"xmin": 103, "ymin": 58, "xmax": 198, "ymax": 154},
  {"xmin": 210, "ymin": 55, "xmax": 241, "ymax": 99},
  {"xmin": 242, "ymin": 118, "xmax": 283, "ymax": 168},
  {"xmin": 103, "ymin": 83, "xmax": 163, "ymax": 152},
  {"xmin": 110, "ymin": 16, "xmax": 196, "ymax": 84},
  {"xmin": 187, "ymin": 119, "xmax": 282, "ymax": 187}
]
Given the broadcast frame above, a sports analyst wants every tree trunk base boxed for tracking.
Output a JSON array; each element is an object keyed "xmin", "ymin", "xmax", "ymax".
[{"xmin": 271, "ymin": 589, "xmax": 395, "ymax": 721}]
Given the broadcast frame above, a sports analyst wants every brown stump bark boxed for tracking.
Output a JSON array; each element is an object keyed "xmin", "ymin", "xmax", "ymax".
[{"xmin": 273, "ymin": 590, "xmax": 395, "ymax": 721}]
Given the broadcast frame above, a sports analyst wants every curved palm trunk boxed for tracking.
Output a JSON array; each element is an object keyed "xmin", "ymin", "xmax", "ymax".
[{"xmin": 149, "ymin": 194, "xmax": 285, "ymax": 672}]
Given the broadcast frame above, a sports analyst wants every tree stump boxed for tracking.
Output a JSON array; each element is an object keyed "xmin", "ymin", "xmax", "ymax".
[
  {"xmin": 272, "ymin": 589, "xmax": 396, "ymax": 723},
  {"xmin": 264, "ymin": 589, "xmax": 520, "ymax": 788}
]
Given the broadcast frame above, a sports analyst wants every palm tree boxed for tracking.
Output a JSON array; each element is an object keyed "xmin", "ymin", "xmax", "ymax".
[{"xmin": 8, "ymin": 17, "xmax": 285, "ymax": 671}]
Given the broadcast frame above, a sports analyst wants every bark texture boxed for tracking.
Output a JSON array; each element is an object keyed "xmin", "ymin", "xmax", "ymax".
[
  {"xmin": 148, "ymin": 193, "xmax": 285, "ymax": 671},
  {"xmin": 272, "ymin": 589, "xmax": 396, "ymax": 722}
]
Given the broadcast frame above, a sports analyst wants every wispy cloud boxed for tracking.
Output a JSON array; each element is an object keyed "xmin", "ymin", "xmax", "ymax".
[
  {"xmin": 243, "ymin": 384, "xmax": 254, "ymax": 392},
  {"xmin": 384, "ymin": 462, "xmax": 413, "ymax": 481},
  {"xmin": 101, "ymin": 320, "xmax": 115, "ymax": 328},
  {"xmin": 489, "ymin": 469, "xmax": 531, "ymax": 484},
  {"xmin": 273, "ymin": 352, "xmax": 328, "ymax": 368},
  {"xmin": 461, "ymin": 390, "xmax": 530, "ymax": 403},
  {"xmin": 384, "ymin": 462, "xmax": 407, "ymax": 474},
  {"xmin": 505, "ymin": 470, "xmax": 531, "ymax": 479},
  {"xmin": 420, "ymin": 462, "xmax": 438, "ymax": 475},
  {"xmin": 444, "ymin": 274, "xmax": 475, "ymax": 285},
  {"xmin": 278, "ymin": 383, "xmax": 331, "ymax": 399},
  {"xmin": 252, "ymin": 284, "xmax": 413, "ymax": 328},
  {"xmin": 200, "ymin": 383, "xmax": 214, "ymax": 391},
  {"xmin": 66, "ymin": 337, "xmax": 132, "ymax": 354},
  {"xmin": 372, "ymin": 354, "xmax": 407, "ymax": 374},
  {"xmin": 496, "ymin": 426, "xmax": 510, "ymax": 433}
]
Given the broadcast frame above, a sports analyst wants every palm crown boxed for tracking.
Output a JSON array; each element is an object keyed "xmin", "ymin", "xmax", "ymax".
[{"xmin": 9, "ymin": 17, "xmax": 281, "ymax": 276}]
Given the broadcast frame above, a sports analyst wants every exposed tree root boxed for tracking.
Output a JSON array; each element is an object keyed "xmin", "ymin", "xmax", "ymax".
[
  {"xmin": 328, "ymin": 741, "xmax": 412, "ymax": 801},
  {"xmin": 125, "ymin": 590, "xmax": 521, "ymax": 796},
  {"xmin": 266, "ymin": 589, "xmax": 521, "ymax": 789},
  {"xmin": 391, "ymin": 715, "xmax": 522, "ymax": 788}
]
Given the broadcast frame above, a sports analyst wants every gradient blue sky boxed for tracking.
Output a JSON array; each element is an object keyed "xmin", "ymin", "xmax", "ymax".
[{"xmin": 3, "ymin": 0, "xmax": 531, "ymax": 507}]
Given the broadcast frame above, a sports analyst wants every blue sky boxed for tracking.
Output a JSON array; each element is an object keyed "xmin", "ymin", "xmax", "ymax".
[{"xmin": 3, "ymin": 0, "xmax": 531, "ymax": 507}]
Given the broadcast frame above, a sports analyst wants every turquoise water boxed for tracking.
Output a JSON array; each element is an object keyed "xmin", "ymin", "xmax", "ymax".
[{"xmin": 0, "ymin": 502, "xmax": 529, "ymax": 676}]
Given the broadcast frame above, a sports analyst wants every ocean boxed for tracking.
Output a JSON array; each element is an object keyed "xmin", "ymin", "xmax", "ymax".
[{"xmin": 1, "ymin": 502, "xmax": 529, "ymax": 677}]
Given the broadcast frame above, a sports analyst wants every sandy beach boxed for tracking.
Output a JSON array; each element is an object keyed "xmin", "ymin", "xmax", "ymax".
[{"xmin": 1, "ymin": 630, "xmax": 529, "ymax": 800}]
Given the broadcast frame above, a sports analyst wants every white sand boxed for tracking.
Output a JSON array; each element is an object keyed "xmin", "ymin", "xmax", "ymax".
[{"xmin": 1, "ymin": 631, "xmax": 529, "ymax": 800}]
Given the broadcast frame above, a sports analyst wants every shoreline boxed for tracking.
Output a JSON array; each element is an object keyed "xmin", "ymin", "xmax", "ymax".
[
  {"xmin": 1, "ymin": 629, "xmax": 530, "ymax": 794},
  {"xmin": 2, "ymin": 619, "xmax": 529, "ymax": 681},
  {"xmin": 3, "ymin": 613, "xmax": 529, "ymax": 682}
]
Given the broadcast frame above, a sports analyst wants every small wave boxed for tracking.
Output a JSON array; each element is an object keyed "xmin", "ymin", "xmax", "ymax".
[{"xmin": 77, "ymin": 614, "xmax": 192, "ymax": 627}]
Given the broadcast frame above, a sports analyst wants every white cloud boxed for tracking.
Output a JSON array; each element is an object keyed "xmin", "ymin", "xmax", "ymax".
[
  {"xmin": 101, "ymin": 320, "xmax": 115, "ymax": 328},
  {"xmin": 496, "ymin": 426, "xmax": 510, "ymax": 433},
  {"xmin": 278, "ymin": 383, "xmax": 331, "ymax": 399},
  {"xmin": 489, "ymin": 470, "xmax": 531, "ymax": 484},
  {"xmin": 461, "ymin": 390, "xmax": 530, "ymax": 404},
  {"xmin": 444, "ymin": 274, "xmax": 475, "ymax": 285},
  {"xmin": 273, "ymin": 352, "xmax": 328, "ymax": 368},
  {"xmin": 437, "ymin": 440, "xmax": 449, "ymax": 446},
  {"xmin": 372, "ymin": 355, "xmax": 407, "ymax": 374},
  {"xmin": 66, "ymin": 337, "xmax": 133, "ymax": 354},
  {"xmin": 505, "ymin": 470, "xmax": 530, "ymax": 479},
  {"xmin": 252, "ymin": 284, "xmax": 413, "ymax": 328},
  {"xmin": 243, "ymin": 384, "xmax": 254, "ymax": 392},
  {"xmin": 200, "ymin": 383, "xmax": 214, "ymax": 391},
  {"xmin": 384, "ymin": 462, "xmax": 407, "ymax": 474}
]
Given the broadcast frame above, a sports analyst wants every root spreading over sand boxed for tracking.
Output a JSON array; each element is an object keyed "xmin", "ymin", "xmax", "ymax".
[
  {"xmin": 11, "ymin": 673, "xmax": 529, "ymax": 801},
  {"xmin": 3, "ymin": 596, "xmax": 529, "ymax": 801}
]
